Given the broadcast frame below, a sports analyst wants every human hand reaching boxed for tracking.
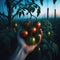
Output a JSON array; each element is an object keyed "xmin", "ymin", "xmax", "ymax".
[
  {"xmin": 17, "ymin": 29, "xmax": 43, "ymax": 57},
  {"xmin": 11, "ymin": 29, "xmax": 43, "ymax": 60}
]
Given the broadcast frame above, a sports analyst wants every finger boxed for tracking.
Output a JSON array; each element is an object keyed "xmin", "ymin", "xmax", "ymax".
[
  {"xmin": 37, "ymin": 29, "xmax": 43, "ymax": 45},
  {"xmin": 40, "ymin": 29, "xmax": 43, "ymax": 36}
]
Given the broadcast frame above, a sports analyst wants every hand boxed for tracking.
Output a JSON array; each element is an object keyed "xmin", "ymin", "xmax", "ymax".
[
  {"xmin": 10, "ymin": 29, "xmax": 43, "ymax": 60},
  {"xmin": 17, "ymin": 29, "xmax": 43, "ymax": 55}
]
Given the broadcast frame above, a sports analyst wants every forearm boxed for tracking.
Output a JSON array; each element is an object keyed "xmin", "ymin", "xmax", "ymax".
[{"xmin": 10, "ymin": 46, "xmax": 28, "ymax": 60}]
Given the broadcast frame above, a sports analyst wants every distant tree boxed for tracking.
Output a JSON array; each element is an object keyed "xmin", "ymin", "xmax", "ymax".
[{"xmin": 0, "ymin": 0, "xmax": 42, "ymax": 27}]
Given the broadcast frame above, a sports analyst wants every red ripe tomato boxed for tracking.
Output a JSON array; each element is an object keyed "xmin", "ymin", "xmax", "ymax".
[
  {"xmin": 22, "ymin": 21, "xmax": 31, "ymax": 28},
  {"xmin": 35, "ymin": 22, "xmax": 41, "ymax": 29},
  {"xmin": 31, "ymin": 27, "xmax": 37, "ymax": 34},
  {"xmin": 26, "ymin": 21, "xmax": 31, "ymax": 26},
  {"xmin": 20, "ymin": 31, "xmax": 28, "ymax": 38}
]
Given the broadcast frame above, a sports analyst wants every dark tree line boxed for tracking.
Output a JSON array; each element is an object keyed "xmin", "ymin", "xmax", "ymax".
[{"xmin": 0, "ymin": 0, "xmax": 57, "ymax": 27}]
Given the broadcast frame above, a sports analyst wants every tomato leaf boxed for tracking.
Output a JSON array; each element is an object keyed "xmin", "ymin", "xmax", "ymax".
[{"xmin": 37, "ymin": 7, "xmax": 40, "ymax": 17}]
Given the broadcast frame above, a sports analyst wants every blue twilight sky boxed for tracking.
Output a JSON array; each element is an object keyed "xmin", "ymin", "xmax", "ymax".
[{"xmin": 0, "ymin": 0, "xmax": 60, "ymax": 19}]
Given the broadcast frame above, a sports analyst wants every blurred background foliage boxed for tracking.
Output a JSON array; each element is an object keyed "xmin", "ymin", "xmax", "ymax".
[{"xmin": 0, "ymin": 18, "xmax": 60, "ymax": 60}]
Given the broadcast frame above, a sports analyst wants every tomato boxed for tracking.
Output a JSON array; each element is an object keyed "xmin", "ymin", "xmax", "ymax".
[
  {"xmin": 20, "ymin": 30, "xmax": 28, "ymax": 38},
  {"xmin": 26, "ymin": 36, "xmax": 36, "ymax": 45},
  {"xmin": 35, "ymin": 22, "xmax": 41, "ymax": 29},
  {"xmin": 31, "ymin": 27, "xmax": 37, "ymax": 34},
  {"xmin": 22, "ymin": 21, "xmax": 31, "ymax": 28},
  {"xmin": 48, "ymin": 31, "xmax": 51, "ymax": 35},
  {"xmin": 26, "ymin": 21, "xmax": 31, "ymax": 26},
  {"xmin": 13, "ymin": 23, "xmax": 18, "ymax": 28},
  {"xmin": 15, "ymin": 23, "xmax": 18, "ymax": 27},
  {"xmin": 38, "ymin": 47, "xmax": 41, "ymax": 51},
  {"xmin": 32, "ymin": 37, "xmax": 36, "ymax": 44}
]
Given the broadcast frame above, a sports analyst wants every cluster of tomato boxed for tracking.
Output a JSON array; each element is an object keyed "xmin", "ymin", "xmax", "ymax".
[{"xmin": 19, "ymin": 21, "xmax": 42, "ymax": 45}]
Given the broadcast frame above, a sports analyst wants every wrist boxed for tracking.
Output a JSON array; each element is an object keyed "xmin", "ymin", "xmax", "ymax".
[
  {"xmin": 10, "ymin": 46, "xmax": 28, "ymax": 60},
  {"xmin": 15, "ymin": 46, "xmax": 28, "ymax": 60},
  {"xmin": 18, "ymin": 47, "xmax": 28, "ymax": 60}
]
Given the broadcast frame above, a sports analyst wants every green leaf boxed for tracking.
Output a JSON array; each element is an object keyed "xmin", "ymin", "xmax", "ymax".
[
  {"xmin": 40, "ymin": 0, "xmax": 43, "ymax": 5},
  {"xmin": 29, "ymin": 6, "xmax": 35, "ymax": 13},
  {"xmin": 34, "ymin": 4, "xmax": 37, "ymax": 8},
  {"xmin": 37, "ymin": 7, "xmax": 40, "ymax": 17},
  {"xmin": 22, "ymin": 11, "xmax": 24, "ymax": 16},
  {"xmin": 31, "ymin": 7, "xmax": 35, "ymax": 12},
  {"xmin": 53, "ymin": 0, "xmax": 57, "ymax": 4},
  {"xmin": 31, "ymin": 0, "xmax": 35, "ymax": 3},
  {"xmin": 26, "ymin": 12, "xmax": 28, "ymax": 15},
  {"xmin": 19, "ymin": 12, "xmax": 21, "ymax": 17}
]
